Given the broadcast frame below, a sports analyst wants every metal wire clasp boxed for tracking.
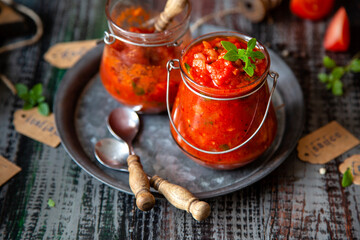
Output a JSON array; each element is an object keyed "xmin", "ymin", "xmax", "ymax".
[
  {"xmin": 166, "ymin": 59, "xmax": 279, "ymax": 155},
  {"xmin": 103, "ymin": 19, "xmax": 186, "ymax": 48}
]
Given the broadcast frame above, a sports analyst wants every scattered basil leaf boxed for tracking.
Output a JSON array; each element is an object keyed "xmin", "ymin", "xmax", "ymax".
[
  {"xmin": 221, "ymin": 38, "xmax": 264, "ymax": 77},
  {"xmin": 349, "ymin": 59, "xmax": 360, "ymax": 72},
  {"xmin": 331, "ymin": 67, "xmax": 345, "ymax": 79},
  {"xmin": 48, "ymin": 198, "xmax": 55, "ymax": 207},
  {"xmin": 31, "ymin": 83, "xmax": 43, "ymax": 97},
  {"xmin": 342, "ymin": 167, "xmax": 353, "ymax": 187},
  {"xmin": 184, "ymin": 63, "xmax": 191, "ymax": 74},
  {"xmin": 318, "ymin": 73, "xmax": 328, "ymax": 83},
  {"xmin": 15, "ymin": 83, "xmax": 28, "ymax": 98},
  {"xmin": 15, "ymin": 83, "xmax": 50, "ymax": 116},
  {"xmin": 323, "ymin": 56, "xmax": 336, "ymax": 69},
  {"xmin": 318, "ymin": 54, "xmax": 360, "ymax": 96},
  {"xmin": 37, "ymin": 96, "xmax": 45, "ymax": 103},
  {"xmin": 332, "ymin": 79, "xmax": 343, "ymax": 96},
  {"xmin": 38, "ymin": 102, "xmax": 50, "ymax": 116}
]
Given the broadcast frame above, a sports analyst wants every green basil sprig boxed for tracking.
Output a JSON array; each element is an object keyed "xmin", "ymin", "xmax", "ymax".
[
  {"xmin": 221, "ymin": 38, "xmax": 265, "ymax": 77},
  {"xmin": 15, "ymin": 83, "xmax": 50, "ymax": 116}
]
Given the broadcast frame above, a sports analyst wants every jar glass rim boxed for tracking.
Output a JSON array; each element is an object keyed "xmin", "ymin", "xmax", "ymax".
[
  {"xmin": 179, "ymin": 31, "xmax": 270, "ymax": 97},
  {"xmin": 105, "ymin": 0, "xmax": 192, "ymax": 39}
]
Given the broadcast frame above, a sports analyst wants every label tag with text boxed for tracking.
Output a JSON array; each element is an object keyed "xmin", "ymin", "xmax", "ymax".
[
  {"xmin": 44, "ymin": 39, "xmax": 98, "ymax": 69},
  {"xmin": 297, "ymin": 121, "xmax": 360, "ymax": 164},
  {"xmin": 13, "ymin": 108, "xmax": 61, "ymax": 148}
]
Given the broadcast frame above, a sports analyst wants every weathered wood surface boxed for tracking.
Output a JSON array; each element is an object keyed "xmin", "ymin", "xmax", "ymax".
[{"xmin": 1, "ymin": 0, "xmax": 360, "ymax": 239}]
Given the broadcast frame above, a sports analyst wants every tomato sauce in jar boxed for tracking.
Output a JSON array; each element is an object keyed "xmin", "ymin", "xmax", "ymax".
[
  {"xmin": 169, "ymin": 32, "xmax": 278, "ymax": 169},
  {"xmin": 100, "ymin": 1, "xmax": 191, "ymax": 113}
]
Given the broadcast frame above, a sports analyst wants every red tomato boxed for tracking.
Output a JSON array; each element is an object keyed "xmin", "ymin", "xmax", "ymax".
[
  {"xmin": 290, "ymin": 0, "xmax": 334, "ymax": 20},
  {"xmin": 323, "ymin": 7, "xmax": 350, "ymax": 52}
]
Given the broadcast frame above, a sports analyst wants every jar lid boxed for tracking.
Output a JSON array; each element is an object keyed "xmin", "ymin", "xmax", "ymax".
[{"xmin": 105, "ymin": 0, "xmax": 191, "ymax": 47}]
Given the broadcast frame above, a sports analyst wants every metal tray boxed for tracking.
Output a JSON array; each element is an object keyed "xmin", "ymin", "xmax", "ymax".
[{"xmin": 54, "ymin": 44, "xmax": 304, "ymax": 199}]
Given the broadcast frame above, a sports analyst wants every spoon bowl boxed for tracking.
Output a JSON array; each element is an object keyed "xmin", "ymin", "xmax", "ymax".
[
  {"xmin": 107, "ymin": 107, "xmax": 139, "ymax": 153},
  {"xmin": 94, "ymin": 138, "xmax": 129, "ymax": 172}
]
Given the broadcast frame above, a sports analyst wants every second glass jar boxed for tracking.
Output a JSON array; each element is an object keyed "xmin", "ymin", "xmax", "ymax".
[{"xmin": 100, "ymin": 0, "xmax": 191, "ymax": 113}]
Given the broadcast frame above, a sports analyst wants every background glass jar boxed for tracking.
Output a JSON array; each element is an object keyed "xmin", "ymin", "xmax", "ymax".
[
  {"xmin": 100, "ymin": 0, "xmax": 191, "ymax": 113},
  {"xmin": 167, "ymin": 32, "xmax": 278, "ymax": 170}
]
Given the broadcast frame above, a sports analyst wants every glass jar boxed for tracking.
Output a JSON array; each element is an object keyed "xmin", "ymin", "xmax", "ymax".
[
  {"xmin": 100, "ymin": 0, "xmax": 191, "ymax": 113},
  {"xmin": 166, "ymin": 32, "xmax": 278, "ymax": 170}
]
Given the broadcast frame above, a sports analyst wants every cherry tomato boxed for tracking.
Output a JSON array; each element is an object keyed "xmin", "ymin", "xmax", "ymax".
[
  {"xmin": 290, "ymin": 0, "xmax": 334, "ymax": 20},
  {"xmin": 323, "ymin": 7, "xmax": 350, "ymax": 52}
]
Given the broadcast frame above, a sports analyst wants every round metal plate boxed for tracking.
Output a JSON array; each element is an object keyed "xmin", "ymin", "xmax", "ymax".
[{"xmin": 54, "ymin": 43, "xmax": 304, "ymax": 199}]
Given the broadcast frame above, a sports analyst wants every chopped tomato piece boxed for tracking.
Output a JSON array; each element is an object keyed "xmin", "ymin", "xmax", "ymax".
[
  {"xmin": 323, "ymin": 7, "xmax": 350, "ymax": 52},
  {"xmin": 206, "ymin": 59, "xmax": 235, "ymax": 86}
]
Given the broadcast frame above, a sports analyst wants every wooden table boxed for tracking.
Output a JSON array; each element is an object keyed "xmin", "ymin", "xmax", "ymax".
[{"xmin": 1, "ymin": 0, "xmax": 360, "ymax": 239}]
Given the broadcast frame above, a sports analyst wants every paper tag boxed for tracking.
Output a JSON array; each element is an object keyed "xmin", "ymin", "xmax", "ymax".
[
  {"xmin": 13, "ymin": 108, "xmax": 61, "ymax": 148},
  {"xmin": 297, "ymin": 121, "xmax": 360, "ymax": 164},
  {"xmin": 339, "ymin": 155, "xmax": 360, "ymax": 185},
  {"xmin": 0, "ymin": 155, "xmax": 21, "ymax": 186},
  {"xmin": 44, "ymin": 40, "xmax": 97, "ymax": 69},
  {"xmin": 0, "ymin": 2, "xmax": 24, "ymax": 25}
]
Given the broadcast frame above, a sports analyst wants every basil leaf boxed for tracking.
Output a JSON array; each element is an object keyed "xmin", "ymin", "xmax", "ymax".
[
  {"xmin": 342, "ymin": 167, "xmax": 353, "ymax": 187},
  {"xmin": 48, "ymin": 198, "xmax": 55, "ymax": 207},
  {"xmin": 221, "ymin": 41, "xmax": 237, "ymax": 52},
  {"xmin": 318, "ymin": 73, "xmax": 328, "ymax": 83},
  {"xmin": 247, "ymin": 38, "xmax": 257, "ymax": 50},
  {"xmin": 349, "ymin": 59, "xmax": 360, "ymax": 72},
  {"xmin": 221, "ymin": 39, "xmax": 263, "ymax": 77},
  {"xmin": 15, "ymin": 83, "xmax": 28, "ymax": 98},
  {"xmin": 251, "ymin": 51, "xmax": 265, "ymax": 60},
  {"xmin": 331, "ymin": 67, "xmax": 345, "ymax": 80},
  {"xmin": 238, "ymin": 48, "xmax": 246, "ymax": 57},
  {"xmin": 31, "ymin": 83, "xmax": 43, "ymax": 97},
  {"xmin": 38, "ymin": 102, "xmax": 50, "ymax": 116},
  {"xmin": 28, "ymin": 97, "xmax": 36, "ymax": 106},
  {"xmin": 332, "ymin": 79, "xmax": 343, "ymax": 96},
  {"xmin": 244, "ymin": 66, "xmax": 254, "ymax": 77},
  {"xmin": 184, "ymin": 63, "xmax": 191, "ymax": 74},
  {"xmin": 323, "ymin": 56, "xmax": 336, "ymax": 69},
  {"xmin": 223, "ymin": 50, "xmax": 239, "ymax": 61},
  {"xmin": 37, "ymin": 96, "xmax": 45, "ymax": 103}
]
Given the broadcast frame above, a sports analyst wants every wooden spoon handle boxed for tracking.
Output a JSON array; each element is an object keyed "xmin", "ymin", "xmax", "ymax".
[
  {"xmin": 127, "ymin": 155, "xmax": 155, "ymax": 211},
  {"xmin": 150, "ymin": 175, "xmax": 211, "ymax": 221},
  {"xmin": 154, "ymin": 0, "xmax": 187, "ymax": 32}
]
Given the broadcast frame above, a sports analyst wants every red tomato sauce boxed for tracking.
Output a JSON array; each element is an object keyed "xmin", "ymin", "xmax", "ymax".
[
  {"xmin": 170, "ymin": 35, "xmax": 277, "ymax": 169},
  {"xmin": 182, "ymin": 36, "xmax": 267, "ymax": 89},
  {"xmin": 100, "ymin": 6, "xmax": 187, "ymax": 113}
]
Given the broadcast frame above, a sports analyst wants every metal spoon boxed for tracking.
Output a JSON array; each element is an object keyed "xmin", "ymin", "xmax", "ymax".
[
  {"xmin": 95, "ymin": 107, "xmax": 211, "ymax": 221},
  {"xmin": 94, "ymin": 137, "xmax": 211, "ymax": 221},
  {"xmin": 107, "ymin": 107, "xmax": 155, "ymax": 212}
]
